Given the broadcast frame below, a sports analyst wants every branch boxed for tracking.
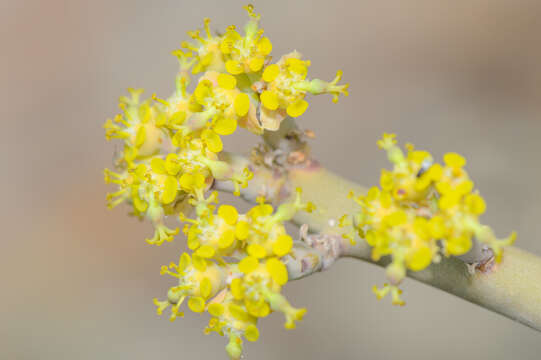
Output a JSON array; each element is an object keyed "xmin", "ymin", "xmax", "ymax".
[{"xmin": 214, "ymin": 151, "xmax": 541, "ymax": 332}]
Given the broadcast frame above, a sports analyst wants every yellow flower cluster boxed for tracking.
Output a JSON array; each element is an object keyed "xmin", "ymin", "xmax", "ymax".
[
  {"xmin": 344, "ymin": 134, "xmax": 516, "ymax": 305},
  {"xmin": 153, "ymin": 191, "xmax": 313, "ymax": 358},
  {"xmin": 259, "ymin": 54, "xmax": 348, "ymax": 130},
  {"xmin": 176, "ymin": 4, "xmax": 348, "ymax": 133},
  {"xmin": 104, "ymin": 6, "xmax": 332, "ymax": 358},
  {"xmin": 103, "ymin": 84, "xmax": 247, "ymax": 246}
]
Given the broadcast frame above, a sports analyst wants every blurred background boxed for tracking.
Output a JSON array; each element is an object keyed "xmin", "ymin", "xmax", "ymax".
[{"xmin": 2, "ymin": 0, "xmax": 541, "ymax": 359}]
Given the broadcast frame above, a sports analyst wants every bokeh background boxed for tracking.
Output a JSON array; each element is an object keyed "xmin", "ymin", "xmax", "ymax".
[{"xmin": 2, "ymin": 0, "xmax": 541, "ymax": 359}]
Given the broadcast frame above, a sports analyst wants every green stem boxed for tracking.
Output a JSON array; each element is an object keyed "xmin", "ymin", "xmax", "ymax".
[
  {"xmin": 288, "ymin": 165, "xmax": 541, "ymax": 332},
  {"xmin": 215, "ymin": 153, "xmax": 541, "ymax": 332}
]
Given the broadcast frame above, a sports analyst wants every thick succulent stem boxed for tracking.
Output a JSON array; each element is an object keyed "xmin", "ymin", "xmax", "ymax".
[
  {"xmin": 214, "ymin": 152, "xmax": 541, "ymax": 332},
  {"xmin": 288, "ymin": 165, "xmax": 541, "ymax": 332}
]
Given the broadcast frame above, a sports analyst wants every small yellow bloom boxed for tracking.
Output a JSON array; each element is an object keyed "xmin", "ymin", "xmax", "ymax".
[
  {"xmin": 188, "ymin": 296, "xmax": 206, "ymax": 313},
  {"xmin": 244, "ymin": 325, "xmax": 260, "ymax": 342},
  {"xmin": 219, "ymin": 6, "xmax": 272, "ymax": 75},
  {"xmin": 260, "ymin": 90, "xmax": 279, "ymax": 110},
  {"xmin": 179, "ymin": 172, "xmax": 206, "ymax": 192},
  {"xmin": 286, "ymin": 99, "xmax": 309, "ymax": 118},
  {"xmin": 262, "ymin": 64, "xmax": 280, "ymax": 82},
  {"xmin": 235, "ymin": 221, "xmax": 250, "ymax": 240},
  {"xmin": 200, "ymin": 277, "xmax": 212, "ymax": 298},
  {"xmin": 217, "ymin": 73, "xmax": 237, "ymax": 89},
  {"xmin": 257, "ymin": 37, "xmax": 272, "ymax": 55},
  {"xmin": 146, "ymin": 224, "xmax": 180, "ymax": 246},
  {"xmin": 446, "ymin": 235, "xmax": 472, "ymax": 256},
  {"xmin": 196, "ymin": 245, "xmax": 216, "ymax": 258},
  {"xmin": 248, "ymin": 57, "xmax": 264, "ymax": 72},
  {"xmin": 443, "ymin": 152, "xmax": 466, "ymax": 168},
  {"xmin": 234, "ymin": 93, "xmax": 250, "ymax": 116},
  {"xmin": 265, "ymin": 257, "xmax": 288, "ymax": 285},
  {"xmin": 161, "ymin": 176, "xmax": 178, "ymax": 204},
  {"xmin": 272, "ymin": 234, "xmax": 293, "ymax": 257},
  {"xmin": 349, "ymin": 135, "xmax": 515, "ymax": 305},
  {"xmin": 230, "ymin": 278, "xmax": 245, "ymax": 300},
  {"xmin": 218, "ymin": 230, "xmax": 235, "ymax": 249},
  {"xmin": 239, "ymin": 256, "xmax": 259, "ymax": 274},
  {"xmin": 247, "ymin": 243, "xmax": 267, "ymax": 258},
  {"xmin": 465, "ymin": 193, "xmax": 486, "ymax": 215},
  {"xmin": 213, "ymin": 117, "xmax": 237, "ymax": 136},
  {"xmin": 376, "ymin": 133, "xmax": 397, "ymax": 149},
  {"xmin": 225, "ymin": 60, "xmax": 244, "ymax": 75},
  {"xmin": 406, "ymin": 245, "xmax": 433, "ymax": 271},
  {"xmin": 218, "ymin": 204, "xmax": 239, "ymax": 225},
  {"xmin": 208, "ymin": 303, "xmax": 224, "ymax": 317}
]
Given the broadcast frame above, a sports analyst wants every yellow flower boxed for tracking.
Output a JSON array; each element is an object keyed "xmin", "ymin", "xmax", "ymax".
[
  {"xmin": 406, "ymin": 245, "xmax": 433, "ymax": 271},
  {"xmin": 220, "ymin": 5, "xmax": 272, "ymax": 75},
  {"xmin": 201, "ymin": 128, "xmax": 223, "ymax": 153},
  {"xmin": 349, "ymin": 135, "xmax": 516, "ymax": 304},
  {"xmin": 376, "ymin": 133, "xmax": 397, "ymax": 150},
  {"xmin": 180, "ymin": 18, "xmax": 223, "ymax": 75},
  {"xmin": 443, "ymin": 152, "xmax": 466, "ymax": 168},
  {"xmin": 104, "ymin": 168, "xmax": 131, "ymax": 209},
  {"xmin": 218, "ymin": 204, "xmax": 239, "ymax": 225},
  {"xmin": 372, "ymin": 284, "xmax": 405, "ymax": 306},
  {"xmin": 146, "ymin": 224, "xmax": 180, "ymax": 246},
  {"xmin": 272, "ymin": 234, "xmax": 293, "ymax": 257},
  {"xmin": 244, "ymin": 324, "xmax": 260, "ymax": 342},
  {"xmin": 257, "ymin": 53, "xmax": 348, "ymax": 131},
  {"xmin": 179, "ymin": 172, "xmax": 206, "ymax": 192},
  {"xmin": 104, "ymin": 89, "xmax": 166, "ymax": 158},
  {"xmin": 247, "ymin": 243, "xmax": 267, "ymax": 258},
  {"xmin": 153, "ymin": 252, "xmax": 228, "ymax": 321},
  {"xmin": 104, "ymin": 5, "xmax": 351, "ymax": 359},
  {"xmin": 239, "ymin": 256, "xmax": 259, "ymax": 274},
  {"xmin": 186, "ymin": 71, "xmax": 253, "ymax": 153},
  {"xmin": 265, "ymin": 257, "xmax": 288, "ymax": 285}
]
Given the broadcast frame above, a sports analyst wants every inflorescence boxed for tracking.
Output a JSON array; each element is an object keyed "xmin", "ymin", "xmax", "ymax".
[
  {"xmin": 342, "ymin": 133, "xmax": 516, "ymax": 305},
  {"xmin": 104, "ymin": 5, "xmax": 346, "ymax": 359},
  {"xmin": 104, "ymin": 4, "xmax": 515, "ymax": 357}
]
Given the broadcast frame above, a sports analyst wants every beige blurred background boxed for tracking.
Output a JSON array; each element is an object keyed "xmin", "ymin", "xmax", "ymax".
[{"xmin": 2, "ymin": 0, "xmax": 541, "ymax": 359}]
